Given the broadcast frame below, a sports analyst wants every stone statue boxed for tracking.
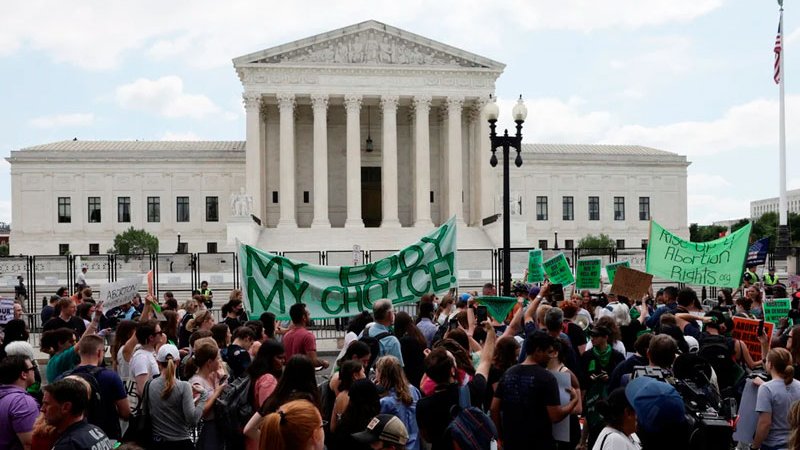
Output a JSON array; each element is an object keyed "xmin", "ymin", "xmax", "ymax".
[{"xmin": 230, "ymin": 187, "xmax": 253, "ymax": 217}]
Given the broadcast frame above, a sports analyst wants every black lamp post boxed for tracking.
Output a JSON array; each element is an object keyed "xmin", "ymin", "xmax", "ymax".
[
  {"xmin": 485, "ymin": 95, "xmax": 528, "ymax": 297},
  {"xmin": 177, "ymin": 232, "xmax": 182, "ymax": 253},
  {"xmin": 554, "ymin": 231, "xmax": 559, "ymax": 250}
]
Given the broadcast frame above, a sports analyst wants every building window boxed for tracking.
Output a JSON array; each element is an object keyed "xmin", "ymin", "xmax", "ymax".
[
  {"xmin": 641, "ymin": 239, "xmax": 649, "ymax": 249},
  {"xmin": 588, "ymin": 196, "xmax": 599, "ymax": 221},
  {"xmin": 117, "ymin": 197, "xmax": 131, "ymax": 223},
  {"xmin": 272, "ymin": 191, "xmax": 278, "ymax": 203},
  {"xmin": 616, "ymin": 239, "xmax": 625, "ymax": 249},
  {"xmin": 536, "ymin": 196, "xmax": 548, "ymax": 221},
  {"xmin": 639, "ymin": 197, "xmax": 650, "ymax": 221},
  {"xmin": 147, "ymin": 197, "xmax": 160, "ymax": 223},
  {"xmin": 614, "ymin": 197, "xmax": 625, "ymax": 221},
  {"xmin": 205, "ymin": 196, "xmax": 219, "ymax": 222},
  {"xmin": 88, "ymin": 197, "xmax": 101, "ymax": 223},
  {"xmin": 303, "ymin": 191, "xmax": 310, "ymax": 204},
  {"xmin": 430, "ymin": 191, "xmax": 434, "ymax": 203},
  {"xmin": 58, "ymin": 197, "xmax": 71, "ymax": 223},
  {"xmin": 207, "ymin": 242, "xmax": 218, "ymax": 253},
  {"xmin": 538, "ymin": 240, "xmax": 549, "ymax": 250},
  {"xmin": 562, "ymin": 196, "xmax": 574, "ymax": 221},
  {"xmin": 58, "ymin": 244, "xmax": 70, "ymax": 255},
  {"xmin": 176, "ymin": 197, "xmax": 190, "ymax": 222},
  {"xmin": 178, "ymin": 242, "xmax": 188, "ymax": 254},
  {"xmin": 89, "ymin": 243, "xmax": 99, "ymax": 255},
  {"xmin": 564, "ymin": 239, "xmax": 574, "ymax": 250}
]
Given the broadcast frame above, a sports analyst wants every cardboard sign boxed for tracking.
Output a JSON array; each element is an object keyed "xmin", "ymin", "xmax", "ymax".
[
  {"xmin": 98, "ymin": 277, "xmax": 142, "ymax": 310},
  {"xmin": 147, "ymin": 270, "xmax": 154, "ymax": 297},
  {"xmin": 610, "ymin": 266, "xmax": 653, "ymax": 300},
  {"xmin": 527, "ymin": 249, "xmax": 545, "ymax": 283},
  {"xmin": 543, "ymin": 253, "xmax": 575, "ymax": 286},
  {"xmin": 732, "ymin": 317, "xmax": 773, "ymax": 362},
  {"xmin": 0, "ymin": 298, "xmax": 14, "ymax": 325},
  {"xmin": 763, "ymin": 298, "xmax": 792, "ymax": 326},
  {"xmin": 605, "ymin": 261, "xmax": 630, "ymax": 284},
  {"xmin": 575, "ymin": 258, "xmax": 602, "ymax": 290}
]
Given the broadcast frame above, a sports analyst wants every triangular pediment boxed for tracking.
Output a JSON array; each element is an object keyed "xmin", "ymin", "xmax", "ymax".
[{"xmin": 233, "ymin": 20, "xmax": 504, "ymax": 70}]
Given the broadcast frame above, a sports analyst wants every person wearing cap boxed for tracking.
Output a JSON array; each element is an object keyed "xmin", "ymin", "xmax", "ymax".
[
  {"xmin": 579, "ymin": 324, "xmax": 626, "ymax": 449},
  {"xmin": 54, "ymin": 334, "xmax": 130, "ymax": 440},
  {"xmin": 352, "ymin": 414, "xmax": 409, "ymax": 450},
  {"xmin": 743, "ymin": 264, "xmax": 760, "ymax": 287},
  {"xmin": 624, "ymin": 375, "xmax": 689, "ymax": 448},
  {"xmin": 148, "ymin": 343, "xmax": 208, "ymax": 450}
]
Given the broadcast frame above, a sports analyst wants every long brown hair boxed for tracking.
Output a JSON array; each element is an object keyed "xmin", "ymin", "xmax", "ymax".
[
  {"xmin": 184, "ymin": 340, "xmax": 219, "ymax": 379},
  {"xmin": 394, "ymin": 311, "xmax": 427, "ymax": 348},
  {"xmin": 260, "ymin": 399, "xmax": 320, "ymax": 450},
  {"xmin": 375, "ymin": 356, "xmax": 413, "ymax": 406},
  {"xmin": 788, "ymin": 400, "xmax": 800, "ymax": 450}
]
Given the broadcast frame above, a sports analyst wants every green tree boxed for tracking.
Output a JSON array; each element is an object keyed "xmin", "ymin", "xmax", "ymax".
[
  {"xmin": 0, "ymin": 243, "xmax": 8, "ymax": 256},
  {"xmin": 689, "ymin": 223, "xmax": 728, "ymax": 242},
  {"xmin": 110, "ymin": 227, "xmax": 159, "ymax": 255},
  {"xmin": 577, "ymin": 233, "xmax": 616, "ymax": 249}
]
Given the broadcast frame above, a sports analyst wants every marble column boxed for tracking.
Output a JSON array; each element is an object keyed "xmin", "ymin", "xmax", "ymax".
[
  {"xmin": 277, "ymin": 93, "xmax": 296, "ymax": 228},
  {"xmin": 413, "ymin": 95, "xmax": 433, "ymax": 227},
  {"xmin": 310, "ymin": 94, "xmax": 330, "ymax": 228},
  {"xmin": 447, "ymin": 96, "xmax": 465, "ymax": 225},
  {"xmin": 479, "ymin": 96, "xmax": 494, "ymax": 220},
  {"xmin": 381, "ymin": 95, "xmax": 401, "ymax": 227},
  {"xmin": 243, "ymin": 92, "xmax": 263, "ymax": 221},
  {"xmin": 344, "ymin": 94, "xmax": 363, "ymax": 228},
  {"xmin": 468, "ymin": 99, "xmax": 486, "ymax": 225}
]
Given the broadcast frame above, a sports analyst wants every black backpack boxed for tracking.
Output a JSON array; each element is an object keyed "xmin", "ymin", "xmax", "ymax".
[
  {"xmin": 359, "ymin": 331, "xmax": 392, "ymax": 370},
  {"xmin": 698, "ymin": 334, "xmax": 742, "ymax": 393},
  {"xmin": 214, "ymin": 375, "xmax": 253, "ymax": 433},
  {"xmin": 61, "ymin": 366, "xmax": 120, "ymax": 438}
]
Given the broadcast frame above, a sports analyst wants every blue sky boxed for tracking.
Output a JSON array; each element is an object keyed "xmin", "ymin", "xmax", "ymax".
[{"xmin": 0, "ymin": 0, "xmax": 797, "ymax": 226}]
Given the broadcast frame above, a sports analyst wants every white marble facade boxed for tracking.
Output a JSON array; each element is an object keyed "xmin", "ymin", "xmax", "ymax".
[{"xmin": 6, "ymin": 20, "xmax": 690, "ymax": 255}]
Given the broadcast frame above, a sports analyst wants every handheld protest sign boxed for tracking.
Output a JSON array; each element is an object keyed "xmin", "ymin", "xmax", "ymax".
[
  {"xmin": 732, "ymin": 317, "xmax": 773, "ymax": 362},
  {"xmin": 763, "ymin": 298, "xmax": 792, "ymax": 327},
  {"xmin": 0, "ymin": 298, "xmax": 14, "ymax": 325},
  {"xmin": 527, "ymin": 249, "xmax": 545, "ymax": 283},
  {"xmin": 575, "ymin": 258, "xmax": 602, "ymax": 290},
  {"xmin": 98, "ymin": 277, "xmax": 142, "ymax": 310},
  {"xmin": 542, "ymin": 253, "xmax": 575, "ymax": 287},
  {"xmin": 605, "ymin": 261, "xmax": 630, "ymax": 285},
  {"xmin": 609, "ymin": 266, "xmax": 652, "ymax": 301}
]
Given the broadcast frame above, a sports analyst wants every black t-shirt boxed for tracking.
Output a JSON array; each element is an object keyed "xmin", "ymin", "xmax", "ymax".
[
  {"xmin": 399, "ymin": 334, "xmax": 425, "ymax": 387},
  {"xmin": 53, "ymin": 420, "xmax": 113, "ymax": 450},
  {"xmin": 178, "ymin": 313, "xmax": 193, "ymax": 349},
  {"xmin": 494, "ymin": 364, "xmax": 560, "ymax": 450},
  {"xmin": 43, "ymin": 315, "xmax": 86, "ymax": 337},
  {"xmin": 416, "ymin": 374, "xmax": 487, "ymax": 450},
  {"xmin": 564, "ymin": 322, "xmax": 587, "ymax": 354},
  {"xmin": 223, "ymin": 316, "xmax": 242, "ymax": 333}
]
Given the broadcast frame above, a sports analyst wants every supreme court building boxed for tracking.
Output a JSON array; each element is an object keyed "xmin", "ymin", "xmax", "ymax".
[{"xmin": 7, "ymin": 20, "xmax": 689, "ymax": 255}]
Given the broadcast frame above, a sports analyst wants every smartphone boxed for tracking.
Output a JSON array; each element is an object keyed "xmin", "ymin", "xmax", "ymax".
[
  {"xmin": 758, "ymin": 320, "xmax": 765, "ymax": 337},
  {"xmin": 551, "ymin": 284, "xmax": 565, "ymax": 303},
  {"xmin": 448, "ymin": 318, "xmax": 460, "ymax": 331},
  {"xmin": 476, "ymin": 305, "xmax": 488, "ymax": 323}
]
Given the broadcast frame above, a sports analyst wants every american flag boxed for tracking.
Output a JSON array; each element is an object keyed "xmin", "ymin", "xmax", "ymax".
[{"xmin": 774, "ymin": 13, "xmax": 783, "ymax": 84}]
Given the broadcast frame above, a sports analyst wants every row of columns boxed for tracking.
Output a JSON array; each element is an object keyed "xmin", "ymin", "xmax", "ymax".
[{"xmin": 244, "ymin": 92, "xmax": 478, "ymax": 228}]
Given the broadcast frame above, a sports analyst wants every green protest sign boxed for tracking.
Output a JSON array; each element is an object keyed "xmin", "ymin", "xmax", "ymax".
[
  {"xmin": 576, "ymin": 259, "xmax": 602, "ymax": 290},
  {"xmin": 646, "ymin": 220, "xmax": 752, "ymax": 288},
  {"xmin": 764, "ymin": 298, "xmax": 792, "ymax": 326},
  {"xmin": 528, "ymin": 249, "xmax": 544, "ymax": 283},
  {"xmin": 475, "ymin": 296, "xmax": 518, "ymax": 322},
  {"xmin": 543, "ymin": 253, "xmax": 575, "ymax": 286},
  {"xmin": 239, "ymin": 217, "xmax": 458, "ymax": 319},
  {"xmin": 606, "ymin": 261, "xmax": 630, "ymax": 285}
]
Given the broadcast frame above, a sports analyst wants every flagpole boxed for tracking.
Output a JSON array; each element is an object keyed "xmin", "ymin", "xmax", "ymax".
[{"xmin": 777, "ymin": 3, "xmax": 790, "ymax": 257}]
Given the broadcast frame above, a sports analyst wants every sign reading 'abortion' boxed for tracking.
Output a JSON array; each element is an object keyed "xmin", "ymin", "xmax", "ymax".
[
  {"xmin": 646, "ymin": 220, "xmax": 751, "ymax": 288},
  {"xmin": 240, "ymin": 217, "xmax": 458, "ymax": 320}
]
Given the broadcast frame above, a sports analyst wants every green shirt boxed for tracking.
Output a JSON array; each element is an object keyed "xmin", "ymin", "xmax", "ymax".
[{"xmin": 46, "ymin": 346, "xmax": 78, "ymax": 383}]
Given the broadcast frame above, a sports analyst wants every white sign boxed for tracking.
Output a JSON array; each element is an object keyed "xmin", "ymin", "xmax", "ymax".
[
  {"xmin": 0, "ymin": 299, "xmax": 14, "ymax": 324},
  {"xmin": 98, "ymin": 277, "xmax": 142, "ymax": 309}
]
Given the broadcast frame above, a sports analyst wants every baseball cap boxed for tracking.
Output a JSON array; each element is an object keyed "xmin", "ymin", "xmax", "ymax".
[
  {"xmin": 625, "ymin": 376, "xmax": 686, "ymax": 433},
  {"xmin": 528, "ymin": 286, "xmax": 541, "ymax": 297},
  {"xmin": 156, "ymin": 344, "xmax": 180, "ymax": 363},
  {"xmin": 351, "ymin": 414, "xmax": 409, "ymax": 446},
  {"xmin": 459, "ymin": 293, "xmax": 472, "ymax": 303}
]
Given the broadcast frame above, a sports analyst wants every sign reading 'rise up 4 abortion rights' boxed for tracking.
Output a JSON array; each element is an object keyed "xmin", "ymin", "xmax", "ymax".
[{"xmin": 646, "ymin": 220, "xmax": 752, "ymax": 288}]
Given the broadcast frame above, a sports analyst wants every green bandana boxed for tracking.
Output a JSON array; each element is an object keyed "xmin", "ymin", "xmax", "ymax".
[{"xmin": 592, "ymin": 343, "xmax": 612, "ymax": 369}]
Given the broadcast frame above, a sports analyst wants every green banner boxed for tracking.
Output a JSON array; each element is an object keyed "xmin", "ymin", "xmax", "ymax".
[
  {"xmin": 646, "ymin": 220, "xmax": 752, "ymax": 288},
  {"xmin": 543, "ymin": 253, "xmax": 575, "ymax": 286},
  {"xmin": 576, "ymin": 258, "xmax": 602, "ymax": 290},
  {"xmin": 475, "ymin": 296, "xmax": 518, "ymax": 322},
  {"xmin": 527, "ymin": 249, "xmax": 544, "ymax": 283},
  {"xmin": 239, "ymin": 217, "xmax": 458, "ymax": 319},
  {"xmin": 764, "ymin": 298, "xmax": 792, "ymax": 326},
  {"xmin": 606, "ymin": 261, "xmax": 630, "ymax": 285}
]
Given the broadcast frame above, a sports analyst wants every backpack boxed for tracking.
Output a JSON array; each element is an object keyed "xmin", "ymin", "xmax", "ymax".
[
  {"xmin": 61, "ymin": 366, "xmax": 119, "ymax": 437},
  {"xmin": 214, "ymin": 375, "xmax": 253, "ymax": 433},
  {"xmin": 359, "ymin": 331, "xmax": 392, "ymax": 370},
  {"xmin": 698, "ymin": 334, "xmax": 743, "ymax": 394},
  {"xmin": 446, "ymin": 385, "xmax": 498, "ymax": 450}
]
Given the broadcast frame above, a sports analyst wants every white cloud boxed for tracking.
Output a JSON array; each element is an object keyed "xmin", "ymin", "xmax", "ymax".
[
  {"xmin": 688, "ymin": 193, "xmax": 748, "ymax": 225},
  {"xmin": 0, "ymin": 1, "xmax": 723, "ymax": 70},
  {"xmin": 688, "ymin": 173, "xmax": 732, "ymax": 191},
  {"xmin": 115, "ymin": 76, "xmax": 219, "ymax": 119},
  {"xmin": 28, "ymin": 113, "xmax": 94, "ymax": 129},
  {"xmin": 787, "ymin": 27, "xmax": 800, "ymax": 45},
  {"xmin": 161, "ymin": 131, "xmax": 203, "ymax": 141}
]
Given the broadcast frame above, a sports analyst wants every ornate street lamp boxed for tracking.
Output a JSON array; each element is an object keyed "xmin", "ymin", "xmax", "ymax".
[
  {"xmin": 486, "ymin": 95, "xmax": 527, "ymax": 297},
  {"xmin": 177, "ymin": 232, "xmax": 182, "ymax": 254}
]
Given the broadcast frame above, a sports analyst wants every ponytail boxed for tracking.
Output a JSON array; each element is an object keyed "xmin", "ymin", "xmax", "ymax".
[
  {"xmin": 786, "ymin": 365, "xmax": 796, "ymax": 386},
  {"xmin": 161, "ymin": 358, "xmax": 176, "ymax": 400},
  {"xmin": 260, "ymin": 412, "xmax": 286, "ymax": 450},
  {"xmin": 259, "ymin": 400, "xmax": 320, "ymax": 450}
]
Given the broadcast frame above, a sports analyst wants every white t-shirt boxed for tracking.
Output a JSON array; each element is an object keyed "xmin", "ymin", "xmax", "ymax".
[
  {"xmin": 129, "ymin": 346, "xmax": 158, "ymax": 379},
  {"xmin": 117, "ymin": 347, "xmax": 131, "ymax": 379},
  {"xmin": 592, "ymin": 427, "xmax": 640, "ymax": 450}
]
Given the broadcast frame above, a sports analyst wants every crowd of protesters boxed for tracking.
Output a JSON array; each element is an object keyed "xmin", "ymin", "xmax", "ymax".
[{"xmin": 5, "ymin": 268, "xmax": 800, "ymax": 450}]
